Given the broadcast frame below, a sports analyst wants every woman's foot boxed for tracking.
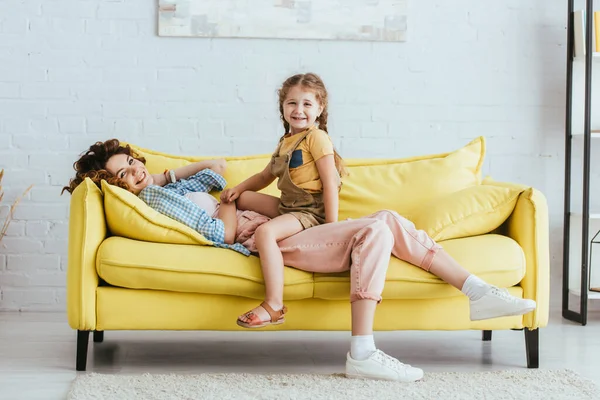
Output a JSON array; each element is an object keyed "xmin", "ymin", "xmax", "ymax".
[
  {"xmin": 237, "ymin": 301, "xmax": 287, "ymax": 328},
  {"xmin": 470, "ymin": 286, "xmax": 536, "ymax": 321},
  {"xmin": 346, "ymin": 350, "xmax": 424, "ymax": 382}
]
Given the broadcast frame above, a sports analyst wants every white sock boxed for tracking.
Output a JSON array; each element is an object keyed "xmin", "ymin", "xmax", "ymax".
[
  {"xmin": 350, "ymin": 335, "xmax": 376, "ymax": 361},
  {"xmin": 461, "ymin": 275, "xmax": 490, "ymax": 301}
]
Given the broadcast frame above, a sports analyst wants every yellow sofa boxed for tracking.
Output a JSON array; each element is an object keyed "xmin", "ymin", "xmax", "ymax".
[{"xmin": 66, "ymin": 137, "xmax": 549, "ymax": 371}]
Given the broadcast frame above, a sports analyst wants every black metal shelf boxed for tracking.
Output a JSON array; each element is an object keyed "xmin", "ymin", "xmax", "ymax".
[{"xmin": 562, "ymin": 0, "xmax": 597, "ymax": 326}]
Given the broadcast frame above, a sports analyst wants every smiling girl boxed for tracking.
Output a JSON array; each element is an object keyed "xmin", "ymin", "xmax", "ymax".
[{"xmin": 219, "ymin": 73, "xmax": 346, "ymax": 329}]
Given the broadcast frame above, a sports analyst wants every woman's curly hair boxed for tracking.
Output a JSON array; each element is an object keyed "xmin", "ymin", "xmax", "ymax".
[{"xmin": 61, "ymin": 139, "xmax": 146, "ymax": 195}]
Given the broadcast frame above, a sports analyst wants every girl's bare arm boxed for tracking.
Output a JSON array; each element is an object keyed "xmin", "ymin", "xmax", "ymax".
[{"xmin": 315, "ymin": 154, "xmax": 339, "ymax": 224}]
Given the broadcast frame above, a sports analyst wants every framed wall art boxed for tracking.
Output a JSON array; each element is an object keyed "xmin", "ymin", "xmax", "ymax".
[{"xmin": 158, "ymin": 0, "xmax": 407, "ymax": 42}]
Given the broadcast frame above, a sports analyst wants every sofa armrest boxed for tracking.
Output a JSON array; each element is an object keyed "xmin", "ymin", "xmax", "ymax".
[
  {"xmin": 488, "ymin": 180, "xmax": 550, "ymax": 329},
  {"xmin": 67, "ymin": 178, "xmax": 107, "ymax": 331}
]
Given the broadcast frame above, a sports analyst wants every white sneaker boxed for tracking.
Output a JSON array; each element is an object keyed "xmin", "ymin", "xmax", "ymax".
[
  {"xmin": 470, "ymin": 286, "xmax": 536, "ymax": 321},
  {"xmin": 345, "ymin": 350, "xmax": 424, "ymax": 382}
]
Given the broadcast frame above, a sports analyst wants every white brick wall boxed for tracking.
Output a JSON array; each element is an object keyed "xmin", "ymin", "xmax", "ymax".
[{"xmin": 0, "ymin": 0, "xmax": 569, "ymax": 311}]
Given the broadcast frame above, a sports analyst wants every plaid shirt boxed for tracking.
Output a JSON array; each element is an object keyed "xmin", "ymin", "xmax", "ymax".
[{"xmin": 138, "ymin": 169, "xmax": 251, "ymax": 256}]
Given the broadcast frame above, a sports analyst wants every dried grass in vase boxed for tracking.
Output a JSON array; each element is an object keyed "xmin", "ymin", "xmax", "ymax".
[{"xmin": 0, "ymin": 169, "xmax": 33, "ymax": 243}]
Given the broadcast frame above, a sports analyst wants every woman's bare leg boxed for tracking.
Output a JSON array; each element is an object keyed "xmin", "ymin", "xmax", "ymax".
[
  {"xmin": 428, "ymin": 251, "xmax": 471, "ymax": 289},
  {"xmin": 351, "ymin": 299, "xmax": 377, "ymax": 336}
]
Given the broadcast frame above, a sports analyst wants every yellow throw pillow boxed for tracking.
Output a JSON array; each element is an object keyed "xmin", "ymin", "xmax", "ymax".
[
  {"xmin": 338, "ymin": 137, "xmax": 486, "ymax": 220},
  {"xmin": 101, "ymin": 181, "xmax": 213, "ymax": 246},
  {"xmin": 411, "ymin": 185, "xmax": 524, "ymax": 241}
]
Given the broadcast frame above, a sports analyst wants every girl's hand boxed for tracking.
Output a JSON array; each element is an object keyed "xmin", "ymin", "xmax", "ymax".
[{"xmin": 220, "ymin": 187, "xmax": 241, "ymax": 203}]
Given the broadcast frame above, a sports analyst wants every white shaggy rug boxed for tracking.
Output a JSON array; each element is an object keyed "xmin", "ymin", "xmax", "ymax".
[{"xmin": 68, "ymin": 370, "xmax": 599, "ymax": 400}]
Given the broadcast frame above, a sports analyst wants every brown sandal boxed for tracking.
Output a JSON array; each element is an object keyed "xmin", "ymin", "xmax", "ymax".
[{"xmin": 236, "ymin": 301, "xmax": 288, "ymax": 329}]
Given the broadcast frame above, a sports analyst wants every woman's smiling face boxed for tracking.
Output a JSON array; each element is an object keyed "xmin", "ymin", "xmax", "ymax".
[{"xmin": 105, "ymin": 153, "xmax": 154, "ymax": 195}]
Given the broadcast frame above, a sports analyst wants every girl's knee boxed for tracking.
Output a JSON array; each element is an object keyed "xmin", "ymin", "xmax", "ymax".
[
  {"xmin": 254, "ymin": 223, "xmax": 272, "ymax": 244},
  {"xmin": 255, "ymin": 221, "xmax": 286, "ymax": 243}
]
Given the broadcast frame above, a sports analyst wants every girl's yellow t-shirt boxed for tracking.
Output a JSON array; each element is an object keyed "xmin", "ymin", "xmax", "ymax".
[{"xmin": 277, "ymin": 126, "xmax": 334, "ymax": 193}]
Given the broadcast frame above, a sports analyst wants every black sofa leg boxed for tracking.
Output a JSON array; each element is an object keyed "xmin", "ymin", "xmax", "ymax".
[
  {"xmin": 482, "ymin": 330, "xmax": 492, "ymax": 341},
  {"xmin": 525, "ymin": 328, "xmax": 539, "ymax": 368},
  {"xmin": 76, "ymin": 330, "xmax": 90, "ymax": 371},
  {"xmin": 93, "ymin": 331, "xmax": 104, "ymax": 343}
]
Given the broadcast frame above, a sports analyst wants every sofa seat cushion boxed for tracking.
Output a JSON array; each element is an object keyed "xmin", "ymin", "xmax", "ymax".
[
  {"xmin": 96, "ymin": 237, "xmax": 314, "ymax": 301},
  {"xmin": 313, "ymin": 234, "xmax": 525, "ymax": 301}
]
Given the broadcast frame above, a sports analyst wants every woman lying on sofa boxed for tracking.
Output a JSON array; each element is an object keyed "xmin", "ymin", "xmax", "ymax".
[{"xmin": 63, "ymin": 139, "xmax": 537, "ymax": 383}]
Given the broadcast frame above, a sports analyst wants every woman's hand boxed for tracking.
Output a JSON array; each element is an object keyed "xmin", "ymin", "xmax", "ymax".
[{"xmin": 220, "ymin": 186, "xmax": 242, "ymax": 203}]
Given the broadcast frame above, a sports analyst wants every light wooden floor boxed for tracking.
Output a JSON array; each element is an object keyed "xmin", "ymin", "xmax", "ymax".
[{"xmin": 0, "ymin": 309, "xmax": 599, "ymax": 400}]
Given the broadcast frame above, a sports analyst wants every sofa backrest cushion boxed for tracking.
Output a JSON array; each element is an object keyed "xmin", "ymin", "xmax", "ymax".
[{"xmin": 127, "ymin": 136, "xmax": 485, "ymax": 220}]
